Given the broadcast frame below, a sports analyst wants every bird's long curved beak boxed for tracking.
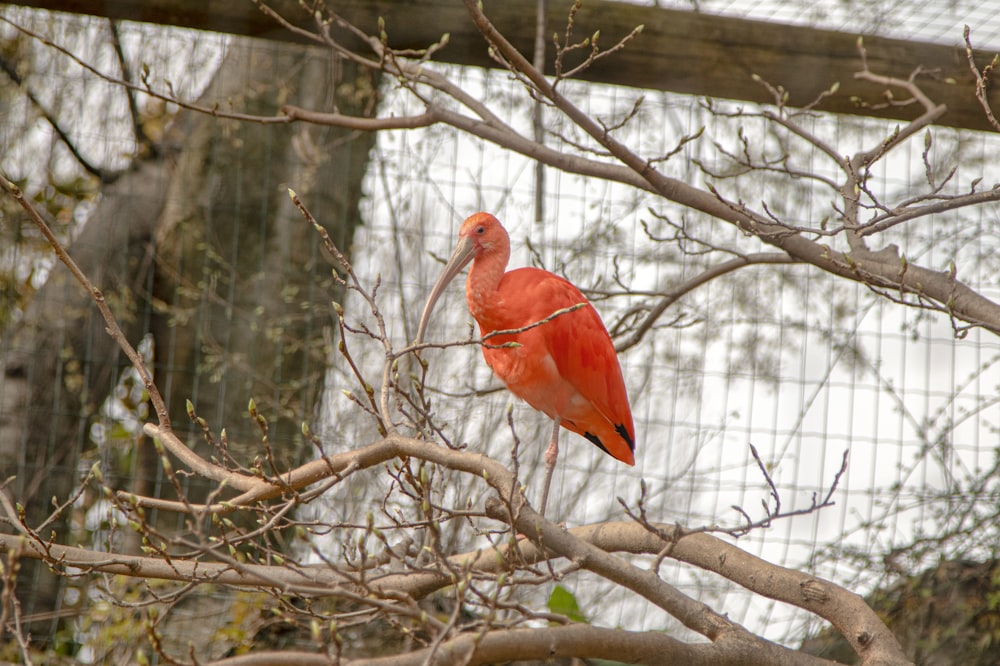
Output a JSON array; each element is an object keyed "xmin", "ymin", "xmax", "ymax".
[{"xmin": 415, "ymin": 235, "xmax": 476, "ymax": 345}]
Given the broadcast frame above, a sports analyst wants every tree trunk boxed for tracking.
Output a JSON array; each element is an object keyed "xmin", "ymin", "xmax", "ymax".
[{"xmin": 0, "ymin": 35, "xmax": 375, "ymax": 643}]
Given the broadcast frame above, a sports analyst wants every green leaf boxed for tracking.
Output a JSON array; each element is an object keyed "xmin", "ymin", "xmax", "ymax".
[{"xmin": 547, "ymin": 584, "xmax": 588, "ymax": 624}]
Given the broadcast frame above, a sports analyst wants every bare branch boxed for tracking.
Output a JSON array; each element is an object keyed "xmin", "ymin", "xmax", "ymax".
[
  {"xmin": 461, "ymin": 1, "xmax": 1000, "ymax": 337},
  {"xmin": 206, "ymin": 624, "xmax": 831, "ymax": 666},
  {"xmin": 0, "ymin": 489, "xmax": 888, "ymax": 666},
  {"xmin": 0, "ymin": 47, "xmax": 108, "ymax": 180},
  {"xmin": 0, "ymin": 14, "xmax": 291, "ymax": 125},
  {"xmin": 963, "ymin": 25, "xmax": 1000, "ymax": 132},
  {"xmin": 859, "ymin": 184, "xmax": 1000, "ymax": 236},
  {"xmin": 481, "ymin": 303, "xmax": 587, "ymax": 347},
  {"xmin": 7, "ymin": 7, "xmax": 996, "ymax": 664},
  {"xmin": 0, "ymin": 174, "xmax": 170, "ymax": 428},
  {"xmin": 281, "ymin": 104, "xmax": 437, "ymax": 130},
  {"xmin": 615, "ymin": 252, "xmax": 799, "ymax": 352}
]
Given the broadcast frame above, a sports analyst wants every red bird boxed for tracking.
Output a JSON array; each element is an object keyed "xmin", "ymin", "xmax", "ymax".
[{"xmin": 416, "ymin": 212, "xmax": 635, "ymax": 511}]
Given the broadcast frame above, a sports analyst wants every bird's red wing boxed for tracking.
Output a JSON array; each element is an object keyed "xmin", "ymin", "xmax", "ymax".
[{"xmin": 496, "ymin": 269, "xmax": 636, "ymax": 463}]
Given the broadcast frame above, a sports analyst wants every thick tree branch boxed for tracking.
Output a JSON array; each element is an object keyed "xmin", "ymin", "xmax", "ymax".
[
  {"xmin": 207, "ymin": 624, "xmax": 832, "ymax": 666},
  {"xmin": 0, "ymin": 490, "xmax": 905, "ymax": 666}
]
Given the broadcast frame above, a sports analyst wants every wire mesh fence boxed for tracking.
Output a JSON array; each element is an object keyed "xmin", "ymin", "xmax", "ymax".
[
  {"xmin": 2, "ymin": 3, "xmax": 1000, "ymax": 659},
  {"xmin": 350, "ymin": 61, "xmax": 1000, "ymax": 643}
]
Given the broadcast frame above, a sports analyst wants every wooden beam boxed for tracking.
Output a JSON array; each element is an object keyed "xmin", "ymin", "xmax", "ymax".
[{"xmin": 8, "ymin": 0, "xmax": 1000, "ymax": 132}]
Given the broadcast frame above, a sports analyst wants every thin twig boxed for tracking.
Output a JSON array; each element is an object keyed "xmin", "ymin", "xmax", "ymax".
[
  {"xmin": 615, "ymin": 253, "xmax": 798, "ymax": 352},
  {"xmin": 963, "ymin": 26, "xmax": 1000, "ymax": 131},
  {"xmin": 0, "ymin": 174, "xmax": 170, "ymax": 428}
]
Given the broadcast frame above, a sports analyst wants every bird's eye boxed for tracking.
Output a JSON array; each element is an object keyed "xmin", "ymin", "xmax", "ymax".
[{"xmin": 476, "ymin": 225, "xmax": 486, "ymax": 235}]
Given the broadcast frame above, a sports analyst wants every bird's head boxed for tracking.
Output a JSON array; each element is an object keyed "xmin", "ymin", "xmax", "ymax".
[
  {"xmin": 415, "ymin": 212, "xmax": 510, "ymax": 346},
  {"xmin": 459, "ymin": 212, "xmax": 509, "ymax": 257}
]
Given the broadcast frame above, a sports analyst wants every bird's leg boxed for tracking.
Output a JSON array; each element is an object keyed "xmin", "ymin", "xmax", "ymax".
[{"xmin": 538, "ymin": 418, "xmax": 561, "ymax": 515}]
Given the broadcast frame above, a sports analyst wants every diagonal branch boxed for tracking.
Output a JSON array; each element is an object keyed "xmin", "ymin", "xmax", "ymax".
[
  {"xmin": 0, "ymin": 174, "xmax": 167, "ymax": 425},
  {"xmin": 0, "ymin": 50, "xmax": 108, "ymax": 180},
  {"xmin": 614, "ymin": 252, "xmax": 799, "ymax": 352},
  {"xmin": 461, "ymin": 0, "xmax": 1000, "ymax": 337}
]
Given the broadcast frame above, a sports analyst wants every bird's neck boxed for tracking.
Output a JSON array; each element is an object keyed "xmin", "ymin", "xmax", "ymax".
[{"xmin": 465, "ymin": 248, "xmax": 509, "ymax": 325}]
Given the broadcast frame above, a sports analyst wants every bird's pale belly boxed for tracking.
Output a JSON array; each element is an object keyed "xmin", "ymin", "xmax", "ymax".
[{"xmin": 483, "ymin": 344, "xmax": 587, "ymax": 421}]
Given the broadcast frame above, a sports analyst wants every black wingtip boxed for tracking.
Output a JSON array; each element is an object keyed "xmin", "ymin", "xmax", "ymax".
[
  {"xmin": 584, "ymin": 431, "xmax": 611, "ymax": 455},
  {"xmin": 615, "ymin": 423, "xmax": 635, "ymax": 452},
  {"xmin": 585, "ymin": 425, "xmax": 635, "ymax": 456}
]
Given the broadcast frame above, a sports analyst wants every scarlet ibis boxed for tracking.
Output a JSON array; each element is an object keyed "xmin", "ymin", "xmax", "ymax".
[{"xmin": 416, "ymin": 212, "xmax": 635, "ymax": 512}]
